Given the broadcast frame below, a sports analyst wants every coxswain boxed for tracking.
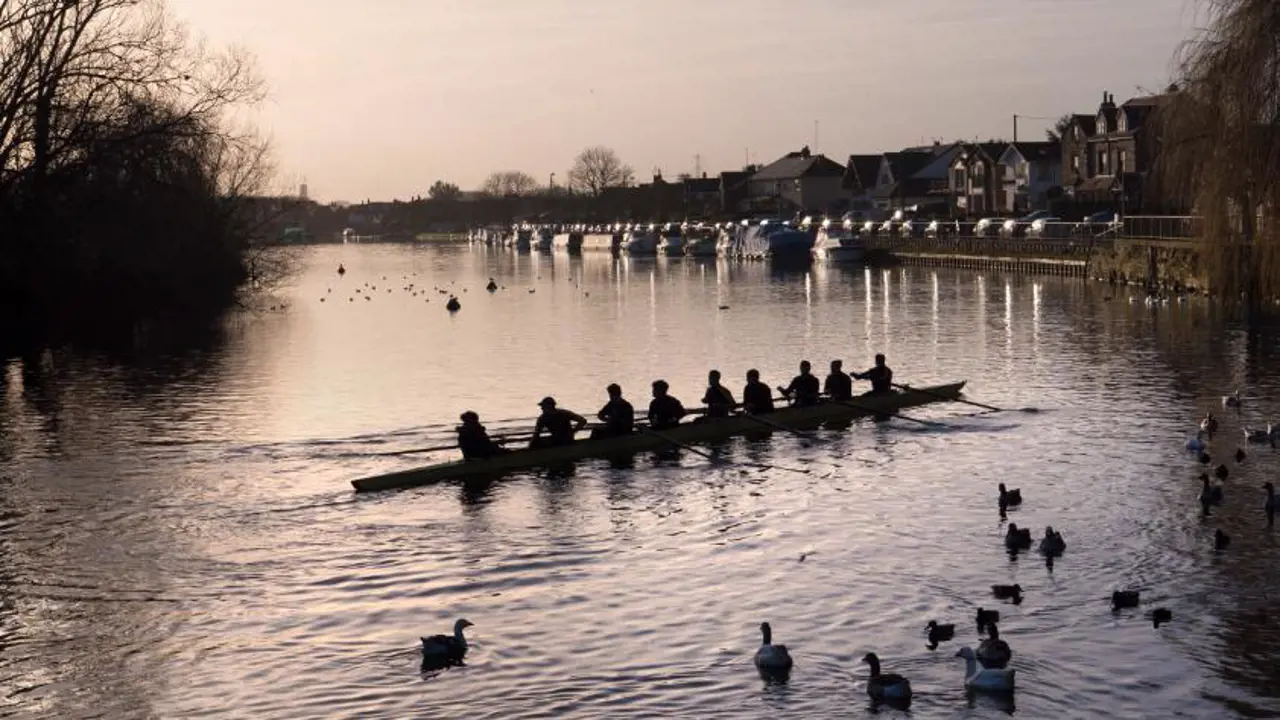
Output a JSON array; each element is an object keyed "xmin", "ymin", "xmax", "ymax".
[
  {"xmin": 530, "ymin": 397, "xmax": 587, "ymax": 448},
  {"xmin": 825, "ymin": 359, "xmax": 853, "ymax": 401},
  {"xmin": 592, "ymin": 383, "xmax": 635, "ymax": 439},
  {"xmin": 446, "ymin": 296, "xmax": 461, "ymax": 312},
  {"xmin": 486, "ymin": 277, "xmax": 498, "ymax": 292},
  {"xmin": 337, "ymin": 263, "xmax": 346, "ymax": 275},
  {"xmin": 648, "ymin": 380, "xmax": 687, "ymax": 429},
  {"xmin": 742, "ymin": 369, "xmax": 775, "ymax": 414},
  {"xmin": 701, "ymin": 370, "xmax": 736, "ymax": 419},
  {"xmin": 853, "ymin": 353, "xmax": 894, "ymax": 395},
  {"xmin": 456, "ymin": 411, "xmax": 506, "ymax": 460},
  {"xmin": 778, "ymin": 360, "xmax": 821, "ymax": 407}
]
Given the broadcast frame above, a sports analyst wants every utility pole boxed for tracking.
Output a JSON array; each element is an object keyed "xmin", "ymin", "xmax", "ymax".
[
  {"xmin": 549, "ymin": 172, "xmax": 555, "ymax": 193},
  {"xmin": 1013, "ymin": 114, "xmax": 1018, "ymax": 143}
]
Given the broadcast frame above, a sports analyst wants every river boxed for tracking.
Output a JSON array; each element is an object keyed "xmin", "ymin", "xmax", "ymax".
[{"xmin": 1, "ymin": 243, "xmax": 1278, "ymax": 719}]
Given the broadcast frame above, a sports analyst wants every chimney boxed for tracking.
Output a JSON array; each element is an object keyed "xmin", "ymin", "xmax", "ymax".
[{"xmin": 800, "ymin": 145, "xmax": 811, "ymax": 159}]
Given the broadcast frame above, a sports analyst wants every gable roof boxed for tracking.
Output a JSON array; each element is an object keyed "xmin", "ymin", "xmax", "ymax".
[
  {"xmin": 883, "ymin": 151, "xmax": 935, "ymax": 183},
  {"xmin": 1070, "ymin": 114, "xmax": 1097, "ymax": 136},
  {"xmin": 843, "ymin": 154, "xmax": 882, "ymax": 191},
  {"xmin": 1004, "ymin": 141, "xmax": 1060, "ymax": 164},
  {"xmin": 752, "ymin": 150, "xmax": 845, "ymax": 182}
]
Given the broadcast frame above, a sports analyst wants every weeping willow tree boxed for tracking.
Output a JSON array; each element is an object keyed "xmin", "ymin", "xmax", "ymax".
[{"xmin": 1157, "ymin": 0, "xmax": 1280, "ymax": 313}]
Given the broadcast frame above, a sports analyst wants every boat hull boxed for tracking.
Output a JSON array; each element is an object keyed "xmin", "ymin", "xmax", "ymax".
[{"xmin": 351, "ymin": 382, "xmax": 965, "ymax": 492}]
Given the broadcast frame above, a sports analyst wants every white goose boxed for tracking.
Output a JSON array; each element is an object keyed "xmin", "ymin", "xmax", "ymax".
[{"xmin": 956, "ymin": 646, "xmax": 1016, "ymax": 691}]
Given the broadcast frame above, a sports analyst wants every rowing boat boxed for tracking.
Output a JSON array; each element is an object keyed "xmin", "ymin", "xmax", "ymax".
[{"xmin": 350, "ymin": 382, "xmax": 964, "ymax": 492}]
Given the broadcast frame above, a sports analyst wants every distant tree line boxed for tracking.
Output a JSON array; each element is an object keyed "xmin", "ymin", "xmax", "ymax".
[{"xmin": 0, "ymin": 0, "xmax": 272, "ymax": 346}]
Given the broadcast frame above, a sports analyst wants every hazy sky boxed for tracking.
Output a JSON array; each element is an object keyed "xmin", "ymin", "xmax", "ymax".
[{"xmin": 171, "ymin": 0, "xmax": 1199, "ymax": 202}]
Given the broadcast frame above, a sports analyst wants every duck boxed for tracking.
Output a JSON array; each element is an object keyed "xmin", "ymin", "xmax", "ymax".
[
  {"xmin": 976, "ymin": 608, "xmax": 1000, "ymax": 630},
  {"xmin": 486, "ymin": 278, "xmax": 498, "ymax": 292},
  {"xmin": 926, "ymin": 620, "xmax": 955, "ymax": 647},
  {"xmin": 998, "ymin": 483, "xmax": 1022, "ymax": 508},
  {"xmin": 991, "ymin": 584, "xmax": 1023, "ymax": 604},
  {"xmin": 1216, "ymin": 464, "xmax": 1230, "ymax": 481},
  {"xmin": 1243, "ymin": 424, "xmax": 1274, "ymax": 443},
  {"xmin": 752, "ymin": 622, "xmax": 793, "ymax": 675},
  {"xmin": 1200, "ymin": 475, "xmax": 1225, "ymax": 507},
  {"xmin": 1004, "ymin": 524, "xmax": 1032, "ymax": 550},
  {"xmin": 1198, "ymin": 451, "xmax": 1212, "ymax": 465},
  {"xmin": 1200, "ymin": 412, "xmax": 1219, "ymax": 435},
  {"xmin": 1264, "ymin": 482, "xmax": 1276, "ymax": 528},
  {"xmin": 1152, "ymin": 608, "xmax": 1173, "ymax": 628},
  {"xmin": 862, "ymin": 652, "xmax": 912, "ymax": 701},
  {"xmin": 1236, "ymin": 447, "xmax": 1247, "ymax": 463},
  {"xmin": 1214, "ymin": 529, "xmax": 1231, "ymax": 550},
  {"xmin": 1223, "ymin": 390, "xmax": 1241, "ymax": 410},
  {"xmin": 446, "ymin": 297, "xmax": 461, "ymax": 312},
  {"xmin": 1186, "ymin": 432, "xmax": 1207, "ymax": 452},
  {"xmin": 956, "ymin": 646, "xmax": 1016, "ymax": 691},
  {"xmin": 421, "ymin": 619, "xmax": 473, "ymax": 665},
  {"xmin": 975, "ymin": 622, "xmax": 1012, "ymax": 669},
  {"xmin": 1111, "ymin": 590, "xmax": 1140, "ymax": 610},
  {"xmin": 337, "ymin": 264, "xmax": 346, "ymax": 275},
  {"xmin": 1038, "ymin": 526, "xmax": 1066, "ymax": 556}
]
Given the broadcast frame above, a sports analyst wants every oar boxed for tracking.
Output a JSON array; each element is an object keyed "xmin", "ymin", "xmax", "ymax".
[
  {"xmin": 831, "ymin": 398, "xmax": 943, "ymax": 428},
  {"xmin": 737, "ymin": 411, "xmax": 817, "ymax": 441},
  {"xmin": 368, "ymin": 431, "xmax": 538, "ymax": 457},
  {"xmin": 892, "ymin": 382, "xmax": 1038, "ymax": 414},
  {"xmin": 637, "ymin": 426, "xmax": 811, "ymax": 475}
]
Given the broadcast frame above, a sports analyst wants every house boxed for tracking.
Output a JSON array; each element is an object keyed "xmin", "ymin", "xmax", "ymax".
[
  {"xmin": 718, "ymin": 169, "xmax": 751, "ymax": 216},
  {"xmin": 682, "ymin": 176, "xmax": 721, "ymax": 218},
  {"xmin": 1059, "ymin": 114, "xmax": 1097, "ymax": 188},
  {"xmin": 1066, "ymin": 90, "xmax": 1174, "ymax": 214},
  {"xmin": 948, "ymin": 142, "xmax": 1008, "ymax": 216},
  {"xmin": 996, "ymin": 142, "xmax": 1062, "ymax": 213},
  {"xmin": 863, "ymin": 143, "xmax": 961, "ymax": 214},
  {"xmin": 842, "ymin": 154, "xmax": 883, "ymax": 218},
  {"xmin": 744, "ymin": 147, "xmax": 848, "ymax": 214}
]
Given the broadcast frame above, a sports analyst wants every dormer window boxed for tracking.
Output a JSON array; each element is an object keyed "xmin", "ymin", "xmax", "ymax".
[
  {"xmin": 1118, "ymin": 113, "xmax": 1127, "ymax": 132},
  {"xmin": 1074, "ymin": 126, "xmax": 1082, "ymax": 141},
  {"xmin": 1097, "ymin": 111, "xmax": 1108, "ymax": 133}
]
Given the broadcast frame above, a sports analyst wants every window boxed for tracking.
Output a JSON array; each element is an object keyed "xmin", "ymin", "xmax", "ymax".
[
  {"xmin": 1072, "ymin": 155, "xmax": 1080, "ymax": 173},
  {"xmin": 1118, "ymin": 113, "xmax": 1127, "ymax": 132},
  {"xmin": 1098, "ymin": 149, "xmax": 1109, "ymax": 175},
  {"xmin": 1118, "ymin": 150, "xmax": 1128, "ymax": 173}
]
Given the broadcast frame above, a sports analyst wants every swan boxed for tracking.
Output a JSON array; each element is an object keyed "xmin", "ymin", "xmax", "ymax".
[
  {"xmin": 1214, "ymin": 529, "xmax": 1231, "ymax": 550},
  {"xmin": 926, "ymin": 620, "xmax": 955, "ymax": 646},
  {"xmin": 1186, "ymin": 432, "xmax": 1207, "ymax": 452},
  {"xmin": 753, "ymin": 622, "xmax": 793, "ymax": 674},
  {"xmin": 976, "ymin": 608, "xmax": 1000, "ymax": 630},
  {"xmin": 1264, "ymin": 482, "xmax": 1276, "ymax": 528},
  {"xmin": 1243, "ymin": 424, "xmax": 1274, "ymax": 443},
  {"xmin": 1223, "ymin": 391, "xmax": 1241, "ymax": 409},
  {"xmin": 1111, "ymin": 590, "xmax": 1140, "ymax": 609},
  {"xmin": 998, "ymin": 484, "xmax": 1022, "ymax": 508},
  {"xmin": 862, "ymin": 652, "xmax": 912, "ymax": 700},
  {"xmin": 1200, "ymin": 413, "xmax": 1219, "ymax": 435},
  {"xmin": 975, "ymin": 623, "xmax": 1012, "ymax": 669},
  {"xmin": 991, "ymin": 584, "xmax": 1023, "ymax": 604},
  {"xmin": 1005, "ymin": 524, "xmax": 1032, "ymax": 550},
  {"xmin": 956, "ymin": 646, "xmax": 1015, "ymax": 691},
  {"xmin": 1152, "ymin": 608, "xmax": 1173, "ymax": 628},
  {"xmin": 421, "ymin": 619, "xmax": 473, "ymax": 665},
  {"xmin": 1038, "ymin": 526, "xmax": 1066, "ymax": 556}
]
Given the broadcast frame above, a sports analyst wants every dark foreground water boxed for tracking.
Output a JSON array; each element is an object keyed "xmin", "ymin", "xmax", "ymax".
[{"xmin": 3, "ymin": 243, "xmax": 1280, "ymax": 719}]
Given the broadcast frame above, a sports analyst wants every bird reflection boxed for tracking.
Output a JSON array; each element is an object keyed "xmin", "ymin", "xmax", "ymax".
[{"xmin": 459, "ymin": 478, "xmax": 496, "ymax": 507}]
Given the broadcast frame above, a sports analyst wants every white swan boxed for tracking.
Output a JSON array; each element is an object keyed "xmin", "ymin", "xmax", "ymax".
[
  {"xmin": 753, "ymin": 622, "xmax": 793, "ymax": 674},
  {"xmin": 956, "ymin": 647, "xmax": 1016, "ymax": 691}
]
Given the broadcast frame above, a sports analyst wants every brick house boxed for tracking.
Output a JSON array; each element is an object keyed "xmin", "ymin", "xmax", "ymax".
[
  {"xmin": 1065, "ymin": 90, "xmax": 1174, "ymax": 214},
  {"xmin": 745, "ymin": 147, "xmax": 848, "ymax": 214},
  {"xmin": 949, "ymin": 142, "xmax": 1008, "ymax": 216}
]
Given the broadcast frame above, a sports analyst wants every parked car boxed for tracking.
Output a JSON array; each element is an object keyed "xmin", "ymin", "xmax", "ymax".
[
  {"xmin": 974, "ymin": 217, "xmax": 1003, "ymax": 237},
  {"xmin": 879, "ymin": 218, "xmax": 898, "ymax": 236},
  {"xmin": 1000, "ymin": 210, "xmax": 1054, "ymax": 238},
  {"xmin": 1073, "ymin": 211, "xmax": 1120, "ymax": 236},
  {"xmin": 1026, "ymin": 217, "xmax": 1067, "ymax": 239},
  {"xmin": 860, "ymin": 220, "xmax": 879, "ymax": 237},
  {"xmin": 926, "ymin": 219, "xmax": 952, "ymax": 238},
  {"xmin": 900, "ymin": 219, "xmax": 927, "ymax": 237}
]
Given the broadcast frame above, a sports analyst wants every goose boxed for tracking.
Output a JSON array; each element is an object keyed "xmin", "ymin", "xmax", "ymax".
[
  {"xmin": 926, "ymin": 620, "xmax": 955, "ymax": 646},
  {"xmin": 486, "ymin": 278, "xmax": 498, "ymax": 292},
  {"xmin": 1005, "ymin": 524, "xmax": 1032, "ymax": 550},
  {"xmin": 1236, "ymin": 448, "xmax": 1247, "ymax": 463},
  {"xmin": 1223, "ymin": 391, "xmax": 1241, "ymax": 410},
  {"xmin": 752, "ymin": 622, "xmax": 793, "ymax": 674},
  {"xmin": 421, "ymin": 619, "xmax": 473, "ymax": 665},
  {"xmin": 956, "ymin": 646, "xmax": 1015, "ymax": 691},
  {"xmin": 862, "ymin": 653, "xmax": 912, "ymax": 701},
  {"xmin": 1186, "ymin": 432, "xmax": 1207, "ymax": 452},
  {"xmin": 1152, "ymin": 608, "xmax": 1173, "ymax": 628},
  {"xmin": 991, "ymin": 584, "xmax": 1023, "ymax": 604},
  {"xmin": 1243, "ymin": 424, "xmax": 1274, "ymax": 443},
  {"xmin": 1264, "ymin": 482, "xmax": 1276, "ymax": 528},
  {"xmin": 998, "ymin": 483, "xmax": 1022, "ymax": 508},
  {"xmin": 1111, "ymin": 590, "xmax": 1140, "ymax": 609},
  {"xmin": 446, "ymin": 297, "xmax": 461, "ymax": 312},
  {"xmin": 1200, "ymin": 413, "xmax": 1219, "ymax": 435},
  {"xmin": 975, "ymin": 623, "xmax": 1012, "ymax": 669},
  {"xmin": 337, "ymin": 264, "xmax": 346, "ymax": 275},
  {"xmin": 1214, "ymin": 529, "xmax": 1231, "ymax": 550},
  {"xmin": 1200, "ymin": 475, "xmax": 1224, "ymax": 507},
  {"xmin": 976, "ymin": 608, "xmax": 1000, "ymax": 630},
  {"xmin": 1038, "ymin": 526, "xmax": 1066, "ymax": 556}
]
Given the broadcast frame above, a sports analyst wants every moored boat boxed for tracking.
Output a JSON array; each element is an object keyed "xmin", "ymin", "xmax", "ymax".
[
  {"xmin": 811, "ymin": 218, "xmax": 866, "ymax": 263},
  {"xmin": 740, "ymin": 220, "xmax": 813, "ymax": 260},
  {"xmin": 350, "ymin": 382, "xmax": 965, "ymax": 492},
  {"xmin": 553, "ymin": 225, "xmax": 584, "ymax": 252},
  {"xmin": 684, "ymin": 224, "xmax": 719, "ymax": 257},
  {"xmin": 621, "ymin": 223, "xmax": 658, "ymax": 255},
  {"xmin": 533, "ymin": 226, "xmax": 555, "ymax": 251},
  {"xmin": 657, "ymin": 223, "xmax": 686, "ymax": 256},
  {"xmin": 582, "ymin": 226, "xmax": 622, "ymax": 253}
]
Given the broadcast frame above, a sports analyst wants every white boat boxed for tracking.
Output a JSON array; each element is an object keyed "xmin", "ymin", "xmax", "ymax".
[
  {"xmin": 739, "ymin": 220, "xmax": 813, "ymax": 260},
  {"xmin": 533, "ymin": 226, "xmax": 554, "ymax": 251},
  {"xmin": 553, "ymin": 226, "xmax": 584, "ymax": 252},
  {"xmin": 583, "ymin": 224, "xmax": 623, "ymax": 253},
  {"xmin": 684, "ymin": 225, "xmax": 719, "ymax": 256},
  {"xmin": 621, "ymin": 223, "xmax": 658, "ymax": 255},
  {"xmin": 512, "ymin": 226, "xmax": 532, "ymax": 250},
  {"xmin": 657, "ymin": 223, "xmax": 686, "ymax": 256},
  {"xmin": 811, "ymin": 218, "xmax": 865, "ymax": 263}
]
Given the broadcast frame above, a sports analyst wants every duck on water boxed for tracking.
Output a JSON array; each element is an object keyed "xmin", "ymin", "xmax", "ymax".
[
  {"xmin": 421, "ymin": 619, "xmax": 473, "ymax": 668},
  {"xmin": 753, "ymin": 622, "xmax": 793, "ymax": 678}
]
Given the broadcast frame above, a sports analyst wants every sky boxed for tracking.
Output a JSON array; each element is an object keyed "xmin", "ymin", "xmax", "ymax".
[{"xmin": 170, "ymin": 0, "xmax": 1201, "ymax": 202}]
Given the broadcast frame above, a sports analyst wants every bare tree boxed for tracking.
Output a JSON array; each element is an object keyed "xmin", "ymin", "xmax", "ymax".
[
  {"xmin": 479, "ymin": 170, "xmax": 537, "ymax": 197},
  {"xmin": 1044, "ymin": 114, "xmax": 1074, "ymax": 143},
  {"xmin": 428, "ymin": 180, "xmax": 461, "ymax": 201},
  {"xmin": 1158, "ymin": 0, "xmax": 1280, "ymax": 312},
  {"xmin": 567, "ymin": 146, "xmax": 633, "ymax": 196}
]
